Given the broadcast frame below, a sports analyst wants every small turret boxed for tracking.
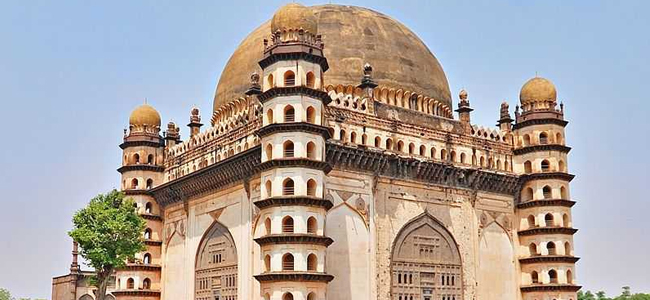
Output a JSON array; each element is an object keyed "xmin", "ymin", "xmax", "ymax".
[
  {"xmin": 69, "ymin": 241, "xmax": 79, "ymax": 274},
  {"xmin": 455, "ymin": 89, "xmax": 473, "ymax": 133},
  {"xmin": 245, "ymin": 72, "xmax": 262, "ymax": 96},
  {"xmin": 188, "ymin": 107, "xmax": 203, "ymax": 138},
  {"xmin": 165, "ymin": 122, "xmax": 180, "ymax": 148},
  {"xmin": 497, "ymin": 101, "xmax": 513, "ymax": 132}
]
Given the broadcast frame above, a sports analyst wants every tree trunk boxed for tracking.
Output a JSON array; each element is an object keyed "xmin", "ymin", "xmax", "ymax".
[{"xmin": 96, "ymin": 267, "xmax": 112, "ymax": 300}]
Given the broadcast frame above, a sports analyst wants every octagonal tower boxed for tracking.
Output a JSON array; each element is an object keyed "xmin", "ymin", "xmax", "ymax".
[{"xmin": 253, "ymin": 4, "xmax": 334, "ymax": 300}]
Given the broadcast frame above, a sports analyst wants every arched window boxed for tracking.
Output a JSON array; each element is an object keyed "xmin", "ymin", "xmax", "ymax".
[
  {"xmin": 131, "ymin": 178, "xmax": 139, "ymax": 189},
  {"xmin": 524, "ymin": 161, "xmax": 533, "ymax": 173},
  {"xmin": 529, "ymin": 243, "xmax": 538, "ymax": 256},
  {"xmin": 556, "ymin": 132, "xmax": 563, "ymax": 144},
  {"xmin": 265, "ymin": 180, "xmax": 272, "ymax": 198},
  {"xmin": 441, "ymin": 149, "xmax": 448, "ymax": 161},
  {"xmin": 527, "ymin": 215, "xmax": 536, "ymax": 228},
  {"xmin": 497, "ymin": 159, "xmax": 502, "ymax": 170},
  {"xmin": 143, "ymin": 253, "xmax": 151, "ymax": 264},
  {"xmin": 431, "ymin": 147, "xmax": 436, "ymax": 159},
  {"xmin": 545, "ymin": 213, "xmax": 555, "ymax": 227},
  {"xmin": 566, "ymin": 269, "xmax": 573, "ymax": 284},
  {"xmin": 541, "ymin": 160, "xmax": 550, "ymax": 172},
  {"xmin": 284, "ymin": 70, "xmax": 295, "ymax": 86},
  {"xmin": 547, "ymin": 242, "xmax": 557, "ymax": 255},
  {"xmin": 133, "ymin": 153, "xmax": 140, "ymax": 164},
  {"xmin": 147, "ymin": 154, "xmax": 154, "ymax": 165},
  {"xmin": 419, "ymin": 145, "xmax": 426, "ymax": 156},
  {"xmin": 397, "ymin": 140, "xmax": 405, "ymax": 152},
  {"xmin": 283, "ymin": 292, "xmax": 294, "ymax": 300},
  {"xmin": 267, "ymin": 109, "xmax": 274, "ymax": 124},
  {"xmin": 386, "ymin": 138, "xmax": 394, "ymax": 150},
  {"xmin": 307, "ymin": 293, "xmax": 316, "ymax": 300},
  {"xmin": 471, "ymin": 154, "xmax": 477, "ymax": 165},
  {"xmin": 409, "ymin": 143, "xmax": 415, "ymax": 154},
  {"xmin": 307, "ymin": 253, "xmax": 317, "ymax": 271},
  {"xmin": 267, "ymin": 74, "xmax": 274, "ymax": 89},
  {"xmin": 282, "ymin": 216, "xmax": 294, "ymax": 233},
  {"xmin": 350, "ymin": 131, "xmax": 357, "ymax": 144},
  {"xmin": 539, "ymin": 132, "xmax": 549, "ymax": 144},
  {"xmin": 340, "ymin": 129, "xmax": 346, "ymax": 142},
  {"xmin": 283, "ymin": 178, "xmax": 294, "ymax": 195},
  {"xmin": 307, "ymin": 217, "xmax": 317, "ymax": 234},
  {"xmin": 543, "ymin": 186, "xmax": 552, "ymax": 199},
  {"xmin": 563, "ymin": 214, "xmax": 570, "ymax": 227},
  {"xmin": 549, "ymin": 269, "xmax": 558, "ymax": 283},
  {"xmin": 264, "ymin": 255, "xmax": 271, "ymax": 272},
  {"xmin": 284, "ymin": 105, "xmax": 295, "ymax": 122},
  {"xmin": 523, "ymin": 187, "xmax": 534, "ymax": 201},
  {"xmin": 282, "ymin": 253, "xmax": 294, "ymax": 271},
  {"xmin": 127, "ymin": 278, "xmax": 135, "ymax": 289},
  {"xmin": 265, "ymin": 144, "xmax": 273, "ymax": 161},
  {"xmin": 144, "ymin": 228, "xmax": 152, "ymax": 240},
  {"xmin": 306, "ymin": 142, "xmax": 316, "ymax": 159},
  {"xmin": 307, "ymin": 179, "xmax": 317, "ymax": 196},
  {"xmin": 143, "ymin": 278, "xmax": 151, "ymax": 290},
  {"xmin": 146, "ymin": 179, "xmax": 153, "ymax": 189},
  {"xmin": 306, "ymin": 72, "xmax": 315, "ymax": 88},
  {"xmin": 460, "ymin": 153, "xmax": 467, "ymax": 164},
  {"xmin": 264, "ymin": 218, "xmax": 271, "ymax": 235},
  {"xmin": 450, "ymin": 151, "xmax": 457, "ymax": 162},
  {"xmin": 479, "ymin": 156, "xmax": 485, "ymax": 167},
  {"xmin": 531, "ymin": 271, "xmax": 539, "ymax": 284},
  {"xmin": 361, "ymin": 134, "xmax": 368, "ymax": 145},
  {"xmin": 559, "ymin": 160, "xmax": 566, "ymax": 172},
  {"xmin": 560, "ymin": 186, "xmax": 568, "ymax": 199},
  {"xmin": 523, "ymin": 134, "xmax": 531, "ymax": 146},
  {"xmin": 306, "ymin": 106, "xmax": 316, "ymax": 123},
  {"xmin": 283, "ymin": 140, "xmax": 294, "ymax": 158},
  {"xmin": 264, "ymin": 293, "xmax": 271, "ymax": 300},
  {"xmin": 374, "ymin": 136, "xmax": 381, "ymax": 147},
  {"xmin": 565, "ymin": 241, "xmax": 572, "ymax": 256},
  {"xmin": 145, "ymin": 202, "xmax": 152, "ymax": 214}
]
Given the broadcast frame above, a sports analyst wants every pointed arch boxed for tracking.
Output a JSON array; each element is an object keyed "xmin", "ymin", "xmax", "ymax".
[
  {"xmin": 194, "ymin": 221, "xmax": 238, "ymax": 299},
  {"xmin": 391, "ymin": 212, "xmax": 462, "ymax": 299}
]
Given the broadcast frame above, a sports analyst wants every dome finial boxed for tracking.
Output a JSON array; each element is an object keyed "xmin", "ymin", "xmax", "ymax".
[{"xmin": 519, "ymin": 76, "xmax": 557, "ymax": 107}]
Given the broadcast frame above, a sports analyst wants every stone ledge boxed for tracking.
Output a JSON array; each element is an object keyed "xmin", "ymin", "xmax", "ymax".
[
  {"xmin": 254, "ymin": 196, "xmax": 333, "ymax": 210},
  {"xmin": 254, "ymin": 272, "xmax": 334, "ymax": 283},
  {"xmin": 254, "ymin": 234, "xmax": 333, "ymax": 247}
]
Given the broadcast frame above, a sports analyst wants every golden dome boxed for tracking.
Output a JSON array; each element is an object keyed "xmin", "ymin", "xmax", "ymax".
[
  {"xmin": 271, "ymin": 3, "xmax": 318, "ymax": 34},
  {"xmin": 213, "ymin": 4, "xmax": 451, "ymax": 112},
  {"xmin": 519, "ymin": 77, "xmax": 557, "ymax": 105},
  {"xmin": 129, "ymin": 104, "xmax": 161, "ymax": 127}
]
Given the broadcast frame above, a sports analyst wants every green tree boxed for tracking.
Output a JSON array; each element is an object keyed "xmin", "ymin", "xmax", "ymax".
[
  {"xmin": 0, "ymin": 288, "xmax": 12, "ymax": 300},
  {"xmin": 597, "ymin": 291, "xmax": 611, "ymax": 300},
  {"xmin": 68, "ymin": 190, "xmax": 146, "ymax": 300},
  {"xmin": 580, "ymin": 290, "xmax": 598, "ymax": 300}
]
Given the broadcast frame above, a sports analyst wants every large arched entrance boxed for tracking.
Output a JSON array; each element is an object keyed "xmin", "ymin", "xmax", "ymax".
[
  {"xmin": 391, "ymin": 213, "xmax": 463, "ymax": 300},
  {"xmin": 195, "ymin": 221, "xmax": 238, "ymax": 300}
]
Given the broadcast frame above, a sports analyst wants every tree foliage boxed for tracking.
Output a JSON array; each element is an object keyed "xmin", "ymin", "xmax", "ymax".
[
  {"xmin": 579, "ymin": 287, "xmax": 650, "ymax": 300},
  {"xmin": 68, "ymin": 190, "xmax": 146, "ymax": 300}
]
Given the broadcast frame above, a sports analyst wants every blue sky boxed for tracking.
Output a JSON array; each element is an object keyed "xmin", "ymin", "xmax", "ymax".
[{"xmin": 0, "ymin": 0, "xmax": 648, "ymax": 298}]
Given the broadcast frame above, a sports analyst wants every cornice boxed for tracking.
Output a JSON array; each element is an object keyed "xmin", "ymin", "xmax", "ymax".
[
  {"xmin": 513, "ymin": 118, "xmax": 569, "ymax": 130},
  {"xmin": 517, "ymin": 199, "xmax": 576, "ymax": 209},
  {"xmin": 117, "ymin": 164, "xmax": 164, "ymax": 173},
  {"xmin": 519, "ymin": 255, "xmax": 580, "ymax": 265},
  {"xmin": 254, "ymin": 196, "xmax": 333, "ymax": 210},
  {"xmin": 111, "ymin": 289, "xmax": 161, "ymax": 296},
  {"xmin": 513, "ymin": 144, "xmax": 572, "ymax": 155},
  {"xmin": 518, "ymin": 227, "xmax": 578, "ymax": 237},
  {"xmin": 119, "ymin": 139, "xmax": 164, "ymax": 150},
  {"xmin": 520, "ymin": 284, "xmax": 581, "ymax": 293},
  {"xmin": 258, "ymin": 86, "xmax": 332, "ymax": 105},
  {"xmin": 254, "ymin": 234, "xmax": 334, "ymax": 247},
  {"xmin": 141, "ymin": 213, "xmax": 162, "ymax": 221},
  {"xmin": 259, "ymin": 51, "xmax": 329, "ymax": 71},
  {"xmin": 118, "ymin": 264, "xmax": 161, "ymax": 271},
  {"xmin": 254, "ymin": 272, "xmax": 334, "ymax": 283},
  {"xmin": 257, "ymin": 122, "xmax": 331, "ymax": 139},
  {"xmin": 258, "ymin": 158, "xmax": 332, "ymax": 174},
  {"xmin": 521, "ymin": 172, "xmax": 575, "ymax": 183}
]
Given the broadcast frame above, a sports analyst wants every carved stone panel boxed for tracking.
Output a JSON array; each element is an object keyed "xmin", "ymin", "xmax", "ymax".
[
  {"xmin": 195, "ymin": 221, "xmax": 238, "ymax": 300},
  {"xmin": 391, "ymin": 213, "xmax": 463, "ymax": 300}
]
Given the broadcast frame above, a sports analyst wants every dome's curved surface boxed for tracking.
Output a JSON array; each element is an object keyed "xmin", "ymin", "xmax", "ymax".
[
  {"xmin": 129, "ymin": 104, "xmax": 161, "ymax": 127},
  {"xmin": 213, "ymin": 4, "xmax": 451, "ymax": 112},
  {"xmin": 519, "ymin": 77, "xmax": 557, "ymax": 105}
]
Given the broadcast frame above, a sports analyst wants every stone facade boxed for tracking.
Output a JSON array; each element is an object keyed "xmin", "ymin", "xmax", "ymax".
[{"xmin": 52, "ymin": 3, "xmax": 579, "ymax": 300}]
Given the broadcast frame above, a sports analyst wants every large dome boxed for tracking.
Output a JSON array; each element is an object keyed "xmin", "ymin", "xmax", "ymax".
[{"xmin": 213, "ymin": 4, "xmax": 451, "ymax": 112}]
